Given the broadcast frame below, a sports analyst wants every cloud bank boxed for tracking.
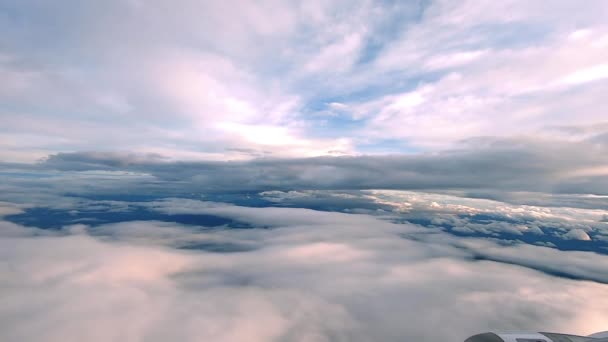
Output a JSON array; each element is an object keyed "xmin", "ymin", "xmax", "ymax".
[
  {"xmin": 2, "ymin": 201, "xmax": 608, "ymax": 341},
  {"xmin": 29, "ymin": 135, "xmax": 608, "ymax": 195}
]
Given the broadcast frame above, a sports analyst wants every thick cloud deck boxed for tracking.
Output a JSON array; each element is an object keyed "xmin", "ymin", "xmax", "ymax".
[{"xmin": 1, "ymin": 198, "xmax": 608, "ymax": 341}]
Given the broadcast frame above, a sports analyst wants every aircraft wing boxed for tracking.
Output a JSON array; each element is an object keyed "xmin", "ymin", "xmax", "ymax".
[{"xmin": 466, "ymin": 331, "xmax": 608, "ymax": 342}]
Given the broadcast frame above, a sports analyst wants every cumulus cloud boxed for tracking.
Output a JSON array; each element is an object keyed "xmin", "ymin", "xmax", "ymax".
[
  {"xmin": 562, "ymin": 229, "xmax": 592, "ymax": 241},
  {"xmin": 2, "ymin": 200, "xmax": 608, "ymax": 341},
  {"xmin": 362, "ymin": 190, "xmax": 608, "ymax": 240}
]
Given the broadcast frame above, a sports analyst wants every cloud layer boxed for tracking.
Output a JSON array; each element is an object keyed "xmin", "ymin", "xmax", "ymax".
[
  {"xmin": 1, "ymin": 158, "xmax": 608, "ymax": 340},
  {"xmin": 28, "ymin": 135, "xmax": 608, "ymax": 195},
  {"xmin": 2, "ymin": 201, "xmax": 608, "ymax": 341}
]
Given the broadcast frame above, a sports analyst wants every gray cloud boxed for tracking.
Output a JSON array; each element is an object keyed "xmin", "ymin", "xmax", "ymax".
[{"xmin": 32, "ymin": 137, "xmax": 608, "ymax": 195}]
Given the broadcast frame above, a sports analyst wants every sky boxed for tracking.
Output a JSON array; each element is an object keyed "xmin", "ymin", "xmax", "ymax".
[
  {"xmin": 1, "ymin": 1, "xmax": 608, "ymax": 341},
  {"xmin": 1, "ymin": 0, "xmax": 607, "ymax": 161}
]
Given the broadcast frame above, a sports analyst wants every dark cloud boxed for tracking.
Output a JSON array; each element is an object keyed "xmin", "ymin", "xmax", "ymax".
[{"xmin": 35, "ymin": 138, "xmax": 608, "ymax": 195}]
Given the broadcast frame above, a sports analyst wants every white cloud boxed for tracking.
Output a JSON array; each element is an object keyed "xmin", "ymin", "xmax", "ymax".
[
  {"xmin": 2, "ymin": 201, "xmax": 608, "ymax": 341},
  {"xmin": 562, "ymin": 229, "xmax": 592, "ymax": 241},
  {"xmin": 0, "ymin": 1, "xmax": 371, "ymax": 161},
  {"xmin": 424, "ymin": 50, "xmax": 488, "ymax": 70},
  {"xmin": 2, "ymin": 0, "xmax": 608, "ymax": 158},
  {"xmin": 0, "ymin": 201, "xmax": 27, "ymax": 218},
  {"xmin": 304, "ymin": 32, "xmax": 364, "ymax": 73},
  {"xmin": 257, "ymin": 189, "xmax": 608, "ymax": 241},
  {"xmin": 557, "ymin": 63, "xmax": 608, "ymax": 86},
  {"xmin": 339, "ymin": 1, "xmax": 608, "ymax": 148}
]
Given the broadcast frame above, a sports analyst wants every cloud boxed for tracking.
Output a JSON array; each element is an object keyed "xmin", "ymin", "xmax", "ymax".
[
  {"xmin": 343, "ymin": 1, "xmax": 608, "ymax": 148},
  {"xmin": 361, "ymin": 190, "xmax": 608, "ymax": 240},
  {"xmin": 2, "ymin": 201, "xmax": 608, "ymax": 341},
  {"xmin": 30, "ymin": 135, "xmax": 608, "ymax": 195},
  {"xmin": 557, "ymin": 64, "xmax": 608, "ymax": 86},
  {"xmin": 3, "ymin": 147, "xmax": 607, "ymax": 248},
  {"xmin": 0, "ymin": 0, "xmax": 367, "ymax": 161},
  {"xmin": 562, "ymin": 229, "xmax": 592, "ymax": 241},
  {"xmin": 2, "ymin": 0, "xmax": 607, "ymax": 160},
  {"xmin": 2, "ymin": 2, "xmax": 608, "ymax": 339},
  {"xmin": 0, "ymin": 201, "xmax": 27, "ymax": 217}
]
